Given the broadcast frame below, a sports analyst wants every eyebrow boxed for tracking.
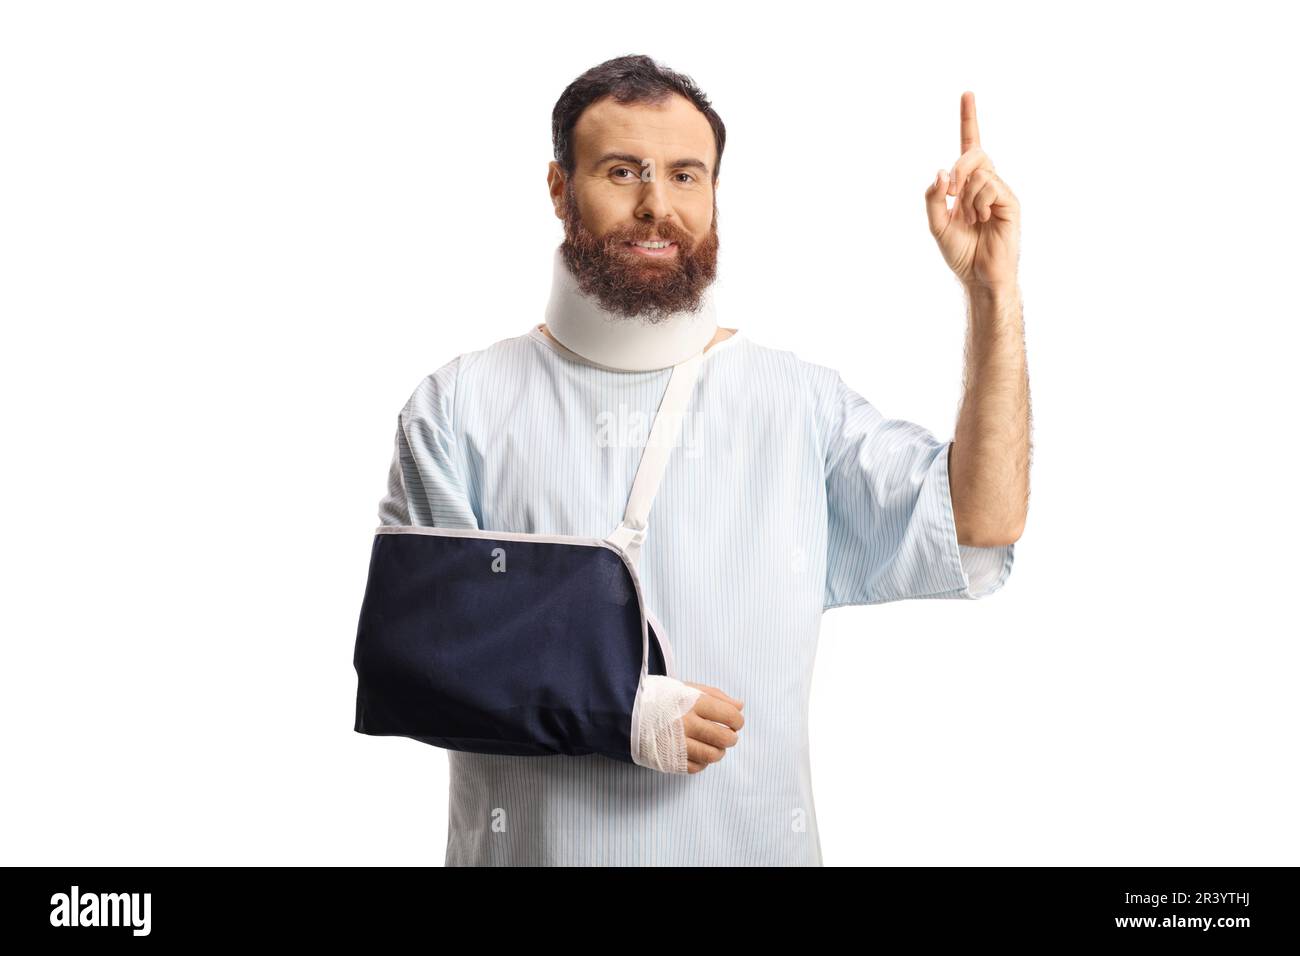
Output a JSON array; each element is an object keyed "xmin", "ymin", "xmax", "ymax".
[{"xmin": 592, "ymin": 151, "xmax": 711, "ymax": 177}]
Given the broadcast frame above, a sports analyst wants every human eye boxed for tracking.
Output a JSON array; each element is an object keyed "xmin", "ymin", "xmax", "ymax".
[
  {"xmin": 611, "ymin": 166, "xmax": 639, "ymax": 181},
  {"xmin": 674, "ymin": 172, "xmax": 697, "ymax": 184}
]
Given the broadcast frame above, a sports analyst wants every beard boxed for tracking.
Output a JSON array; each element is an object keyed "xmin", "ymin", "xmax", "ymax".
[{"xmin": 559, "ymin": 181, "xmax": 720, "ymax": 323}]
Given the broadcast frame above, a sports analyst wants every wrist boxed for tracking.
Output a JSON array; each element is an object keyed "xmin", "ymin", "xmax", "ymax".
[{"xmin": 964, "ymin": 280, "xmax": 1020, "ymax": 305}]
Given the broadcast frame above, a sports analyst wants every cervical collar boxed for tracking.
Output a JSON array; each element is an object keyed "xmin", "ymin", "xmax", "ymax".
[{"xmin": 543, "ymin": 245, "xmax": 719, "ymax": 371}]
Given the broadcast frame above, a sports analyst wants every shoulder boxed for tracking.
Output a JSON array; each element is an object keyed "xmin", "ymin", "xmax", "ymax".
[
  {"xmin": 429, "ymin": 329, "xmax": 539, "ymax": 387},
  {"xmin": 723, "ymin": 334, "xmax": 844, "ymax": 406},
  {"xmin": 401, "ymin": 330, "xmax": 540, "ymax": 419},
  {"xmin": 734, "ymin": 338, "xmax": 859, "ymax": 467}
]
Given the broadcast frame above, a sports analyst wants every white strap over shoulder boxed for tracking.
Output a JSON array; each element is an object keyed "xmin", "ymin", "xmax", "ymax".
[{"xmin": 605, "ymin": 350, "xmax": 704, "ymax": 570}]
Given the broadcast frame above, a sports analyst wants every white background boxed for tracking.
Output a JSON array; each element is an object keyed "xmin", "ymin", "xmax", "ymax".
[{"xmin": 3, "ymin": 0, "xmax": 1296, "ymax": 866}]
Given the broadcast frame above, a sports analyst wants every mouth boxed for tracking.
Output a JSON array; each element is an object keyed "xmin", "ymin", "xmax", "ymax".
[{"xmin": 624, "ymin": 240, "xmax": 678, "ymax": 258}]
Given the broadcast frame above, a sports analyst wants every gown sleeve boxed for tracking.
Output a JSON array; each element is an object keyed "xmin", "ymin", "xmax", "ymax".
[
  {"xmin": 817, "ymin": 369, "xmax": 1014, "ymax": 609},
  {"xmin": 378, "ymin": 355, "xmax": 479, "ymax": 530}
]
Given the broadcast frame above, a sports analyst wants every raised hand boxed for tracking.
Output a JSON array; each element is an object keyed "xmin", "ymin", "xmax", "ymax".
[{"xmin": 924, "ymin": 91, "xmax": 1021, "ymax": 293}]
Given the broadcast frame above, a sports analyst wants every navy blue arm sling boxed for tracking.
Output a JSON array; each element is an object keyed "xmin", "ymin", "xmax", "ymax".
[{"xmin": 352, "ymin": 349, "xmax": 703, "ymax": 768}]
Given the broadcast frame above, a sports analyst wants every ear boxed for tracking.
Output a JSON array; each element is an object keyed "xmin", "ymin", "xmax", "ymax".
[{"xmin": 547, "ymin": 162, "xmax": 566, "ymax": 220}]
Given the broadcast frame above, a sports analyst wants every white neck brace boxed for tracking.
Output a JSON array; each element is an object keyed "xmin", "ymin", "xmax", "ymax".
[{"xmin": 543, "ymin": 245, "xmax": 719, "ymax": 371}]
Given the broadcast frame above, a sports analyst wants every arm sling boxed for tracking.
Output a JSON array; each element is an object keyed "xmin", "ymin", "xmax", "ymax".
[{"xmin": 352, "ymin": 349, "xmax": 704, "ymax": 768}]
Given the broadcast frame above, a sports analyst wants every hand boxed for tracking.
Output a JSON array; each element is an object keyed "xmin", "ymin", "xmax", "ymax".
[
  {"xmin": 924, "ymin": 91, "xmax": 1021, "ymax": 293},
  {"xmin": 681, "ymin": 682, "xmax": 744, "ymax": 774}
]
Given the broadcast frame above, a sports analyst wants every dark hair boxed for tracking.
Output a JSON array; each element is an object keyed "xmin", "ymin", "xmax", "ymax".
[{"xmin": 552, "ymin": 54, "xmax": 726, "ymax": 184}]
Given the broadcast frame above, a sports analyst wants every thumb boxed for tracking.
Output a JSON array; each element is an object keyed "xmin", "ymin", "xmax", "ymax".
[{"xmin": 925, "ymin": 168, "xmax": 954, "ymax": 235}]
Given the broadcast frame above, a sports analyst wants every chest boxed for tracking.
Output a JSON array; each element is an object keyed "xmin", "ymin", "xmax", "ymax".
[{"xmin": 460, "ymin": 380, "xmax": 824, "ymax": 547}]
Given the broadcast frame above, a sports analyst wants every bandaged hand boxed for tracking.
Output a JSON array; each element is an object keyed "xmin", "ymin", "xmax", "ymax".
[{"xmin": 634, "ymin": 677, "xmax": 744, "ymax": 775}]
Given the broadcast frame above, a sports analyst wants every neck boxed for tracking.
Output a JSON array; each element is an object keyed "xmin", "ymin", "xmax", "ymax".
[{"xmin": 542, "ymin": 245, "xmax": 720, "ymax": 371}]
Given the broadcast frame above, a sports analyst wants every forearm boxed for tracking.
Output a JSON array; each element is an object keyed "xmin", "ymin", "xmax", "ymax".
[{"xmin": 950, "ymin": 283, "xmax": 1031, "ymax": 547}]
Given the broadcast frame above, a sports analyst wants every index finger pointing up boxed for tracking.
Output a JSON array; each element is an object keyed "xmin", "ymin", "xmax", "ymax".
[{"xmin": 960, "ymin": 90, "xmax": 980, "ymax": 154}]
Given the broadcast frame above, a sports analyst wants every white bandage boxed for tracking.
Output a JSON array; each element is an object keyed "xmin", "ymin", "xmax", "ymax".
[{"xmin": 633, "ymin": 675, "xmax": 704, "ymax": 774}]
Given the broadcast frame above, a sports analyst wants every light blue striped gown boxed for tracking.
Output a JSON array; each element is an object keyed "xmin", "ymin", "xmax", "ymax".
[{"xmin": 376, "ymin": 325, "xmax": 1014, "ymax": 866}]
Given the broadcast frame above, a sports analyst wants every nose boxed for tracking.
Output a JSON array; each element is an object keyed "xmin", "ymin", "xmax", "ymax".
[{"xmin": 632, "ymin": 175, "xmax": 673, "ymax": 227}]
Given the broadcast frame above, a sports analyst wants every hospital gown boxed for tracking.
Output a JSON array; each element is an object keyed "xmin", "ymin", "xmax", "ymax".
[{"xmin": 375, "ymin": 326, "xmax": 1015, "ymax": 866}]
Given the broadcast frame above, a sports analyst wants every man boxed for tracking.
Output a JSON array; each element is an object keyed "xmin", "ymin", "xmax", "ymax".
[{"xmin": 376, "ymin": 55, "xmax": 1029, "ymax": 866}]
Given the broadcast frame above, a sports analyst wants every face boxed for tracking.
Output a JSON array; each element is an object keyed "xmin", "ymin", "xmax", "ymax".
[{"xmin": 548, "ymin": 93, "xmax": 720, "ymax": 322}]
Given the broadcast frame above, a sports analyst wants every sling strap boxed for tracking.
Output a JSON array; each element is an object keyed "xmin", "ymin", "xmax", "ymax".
[{"xmin": 604, "ymin": 350, "xmax": 705, "ymax": 571}]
